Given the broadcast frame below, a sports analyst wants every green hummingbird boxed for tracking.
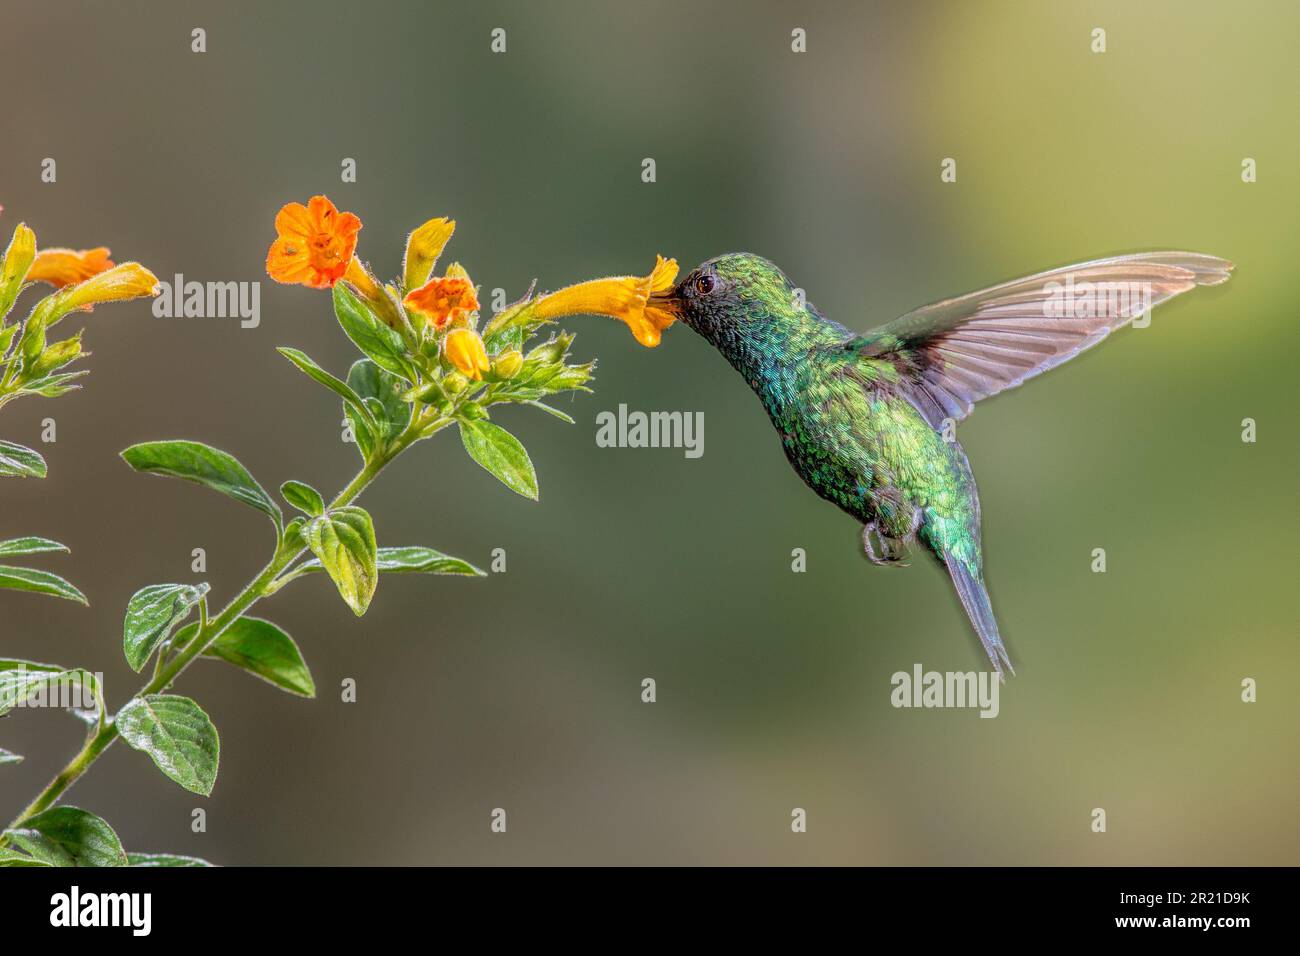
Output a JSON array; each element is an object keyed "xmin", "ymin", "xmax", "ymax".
[{"xmin": 647, "ymin": 251, "xmax": 1233, "ymax": 677}]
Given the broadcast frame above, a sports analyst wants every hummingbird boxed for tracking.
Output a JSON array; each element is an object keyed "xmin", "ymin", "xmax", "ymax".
[{"xmin": 647, "ymin": 251, "xmax": 1233, "ymax": 677}]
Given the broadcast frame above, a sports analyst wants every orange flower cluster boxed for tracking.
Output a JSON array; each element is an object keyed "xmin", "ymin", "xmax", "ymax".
[{"xmin": 264, "ymin": 195, "xmax": 678, "ymax": 365}]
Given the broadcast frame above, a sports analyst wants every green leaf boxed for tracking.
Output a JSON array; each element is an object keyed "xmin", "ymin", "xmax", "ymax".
[
  {"xmin": 0, "ymin": 566, "xmax": 87, "ymax": 604},
  {"xmin": 120, "ymin": 440, "xmax": 282, "ymax": 529},
  {"xmin": 295, "ymin": 545, "xmax": 485, "ymax": 579},
  {"xmin": 485, "ymin": 322, "xmax": 526, "ymax": 353},
  {"xmin": 0, "ymin": 747, "xmax": 22, "ymax": 765},
  {"xmin": 459, "ymin": 419, "xmax": 539, "ymax": 499},
  {"xmin": 174, "ymin": 617, "xmax": 315, "ymax": 698},
  {"xmin": 525, "ymin": 400, "xmax": 576, "ymax": 424},
  {"xmin": 0, "ymin": 661, "xmax": 100, "ymax": 725},
  {"xmin": 123, "ymin": 582, "xmax": 209, "ymax": 672},
  {"xmin": 376, "ymin": 546, "xmax": 485, "ymax": 576},
  {"xmin": 127, "ymin": 851, "xmax": 214, "ymax": 867},
  {"xmin": 0, "ymin": 659, "xmax": 62, "ymax": 717},
  {"xmin": 345, "ymin": 359, "xmax": 409, "ymax": 461},
  {"xmin": 333, "ymin": 282, "xmax": 413, "ymax": 382},
  {"xmin": 0, "ymin": 440, "xmax": 46, "ymax": 478},
  {"xmin": 0, "ymin": 536, "xmax": 68, "ymax": 558},
  {"xmin": 3, "ymin": 806, "xmax": 127, "ymax": 866},
  {"xmin": 303, "ymin": 507, "xmax": 378, "ymax": 616},
  {"xmin": 0, "ymin": 847, "xmax": 50, "ymax": 866},
  {"xmin": 116, "ymin": 694, "xmax": 220, "ymax": 796},
  {"xmin": 17, "ymin": 369, "xmax": 89, "ymax": 398},
  {"xmin": 276, "ymin": 347, "xmax": 376, "ymax": 426},
  {"xmin": 281, "ymin": 479, "xmax": 325, "ymax": 516},
  {"xmin": 0, "ymin": 657, "xmax": 62, "ymax": 670}
]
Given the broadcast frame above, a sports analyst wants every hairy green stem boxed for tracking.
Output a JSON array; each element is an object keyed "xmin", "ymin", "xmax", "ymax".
[{"xmin": 2, "ymin": 418, "xmax": 435, "ymax": 837}]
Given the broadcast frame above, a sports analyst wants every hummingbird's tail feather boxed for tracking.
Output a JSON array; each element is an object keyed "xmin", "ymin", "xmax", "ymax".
[{"xmin": 943, "ymin": 553, "xmax": 1014, "ymax": 680}]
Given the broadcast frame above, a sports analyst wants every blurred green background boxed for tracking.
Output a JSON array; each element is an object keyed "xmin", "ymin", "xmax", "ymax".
[{"xmin": 2, "ymin": 0, "xmax": 1296, "ymax": 865}]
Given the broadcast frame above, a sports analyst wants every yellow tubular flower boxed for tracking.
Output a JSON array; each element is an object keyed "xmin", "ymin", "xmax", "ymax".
[
  {"xmin": 531, "ymin": 255, "xmax": 679, "ymax": 347},
  {"xmin": 402, "ymin": 217, "xmax": 456, "ymax": 293},
  {"xmin": 444, "ymin": 328, "xmax": 490, "ymax": 380},
  {"xmin": 341, "ymin": 255, "xmax": 406, "ymax": 330},
  {"xmin": 62, "ymin": 262, "xmax": 160, "ymax": 312},
  {"xmin": 343, "ymin": 256, "xmax": 382, "ymax": 301}
]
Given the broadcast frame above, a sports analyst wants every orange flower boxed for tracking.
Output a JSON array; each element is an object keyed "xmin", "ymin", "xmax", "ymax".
[
  {"xmin": 28, "ymin": 247, "xmax": 114, "ymax": 287},
  {"xmin": 531, "ymin": 255, "xmax": 679, "ymax": 347},
  {"xmin": 444, "ymin": 328, "xmax": 490, "ymax": 380},
  {"xmin": 404, "ymin": 264, "xmax": 480, "ymax": 328},
  {"xmin": 266, "ymin": 195, "xmax": 362, "ymax": 288}
]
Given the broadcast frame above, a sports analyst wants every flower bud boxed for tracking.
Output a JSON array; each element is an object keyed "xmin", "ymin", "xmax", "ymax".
[
  {"xmin": 492, "ymin": 349, "xmax": 523, "ymax": 379},
  {"xmin": 526, "ymin": 332, "xmax": 573, "ymax": 364},
  {"xmin": 444, "ymin": 328, "xmax": 490, "ymax": 381},
  {"xmin": 0, "ymin": 222, "xmax": 37, "ymax": 320}
]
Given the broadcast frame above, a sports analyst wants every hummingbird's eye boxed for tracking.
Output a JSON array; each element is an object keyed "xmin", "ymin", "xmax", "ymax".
[{"xmin": 694, "ymin": 274, "xmax": 717, "ymax": 296}]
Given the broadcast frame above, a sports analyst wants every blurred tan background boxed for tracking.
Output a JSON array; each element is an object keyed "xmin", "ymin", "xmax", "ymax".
[{"xmin": 1, "ymin": 0, "xmax": 1296, "ymax": 864}]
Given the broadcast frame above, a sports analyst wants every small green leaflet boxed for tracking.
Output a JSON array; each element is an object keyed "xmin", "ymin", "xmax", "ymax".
[
  {"xmin": 120, "ymin": 440, "xmax": 282, "ymax": 529},
  {"xmin": 1, "ymin": 660, "xmax": 67, "ymax": 717},
  {"xmin": 174, "ymin": 617, "xmax": 316, "ymax": 698},
  {"xmin": 526, "ymin": 401, "xmax": 576, "ymax": 424},
  {"xmin": 281, "ymin": 479, "xmax": 325, "ymax": 516},
  {"xmin": 459, "ymin": 419, "xmax": 539, "ymax": 499},
  {"xmin": 0, "ymin": 536, "xmax": 68, "ymax": 558},
  {"xmin": 297, "ymin": 545, "xmax": 484, "ymax": 577},
  {"xmin": 123, "ymin": 582, "xmax": 209, "ymax": 672},
  {"xmin": 276, "ymin": 347, "xmax": 376, "ymax": 428},
  {"xmin": 303, "ymin": 507, "xmax": 378, "ymax": 616},
  {"xmin": 0, "ymin": 440, "xmax": 47, "ymax": 478},
  {"xmin": 116, "ymin": 694, "xmax": 220, "ymax": 796},
  {"xmin": 3, "ymin": 806, "xmax": 128, "ymax": 867},
  {"xmin": 333, "ymin": 282, "xmax": 414, "ymax": 382},
  {"xmin": 127, "ymin": 851, "xmax": 214, "ymax": 867},
  {"xmin": 0, "ymin": 661, "xmax": 104, "ymax": 724},
  {"xmin": 16, "ymin": 369, "xmax": 88, "ymax": 398},
  {"xmin": 0, "ymin": 747, "xmax": 22, "ymax": 765},
  {"xmin": 345, "ymin": 358, "xmax": 409, "ymax": 462},
  {"xmin": 0, "ymin": 566, "xmax": 87, "ymax": 604}
]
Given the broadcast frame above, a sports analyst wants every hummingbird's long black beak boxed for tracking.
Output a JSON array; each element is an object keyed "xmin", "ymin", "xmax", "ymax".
[{"xmin": 647, "ymin": 285, "xmax": 683, "ymax": 318}]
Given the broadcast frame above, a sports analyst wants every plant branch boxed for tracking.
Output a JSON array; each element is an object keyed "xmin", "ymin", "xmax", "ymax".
[{"xmin": 2, "ymin": 419, "xmax": 431, "ymax": 838}]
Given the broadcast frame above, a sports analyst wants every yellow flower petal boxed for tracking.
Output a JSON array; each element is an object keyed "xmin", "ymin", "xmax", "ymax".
[{"xmin": 402, "ymin": 217, "xmax": 455, "ymax": 293}]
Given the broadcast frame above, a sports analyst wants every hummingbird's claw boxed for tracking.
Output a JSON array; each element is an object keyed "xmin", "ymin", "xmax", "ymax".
[{"xmin": 862, "ymin": 523, "xmax": 910, "ymax": 567}]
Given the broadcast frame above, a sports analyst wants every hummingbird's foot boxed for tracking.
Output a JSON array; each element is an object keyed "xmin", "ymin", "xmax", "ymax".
[{"xmin": 862, "ymin": 522, "xmax": 910, "ymax": 567}]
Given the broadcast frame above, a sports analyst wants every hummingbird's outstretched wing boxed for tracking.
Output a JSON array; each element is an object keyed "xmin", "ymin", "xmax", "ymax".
[{"xmin": 859, "ymin": 252, "xmax": 1233, "ymax": 428}]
